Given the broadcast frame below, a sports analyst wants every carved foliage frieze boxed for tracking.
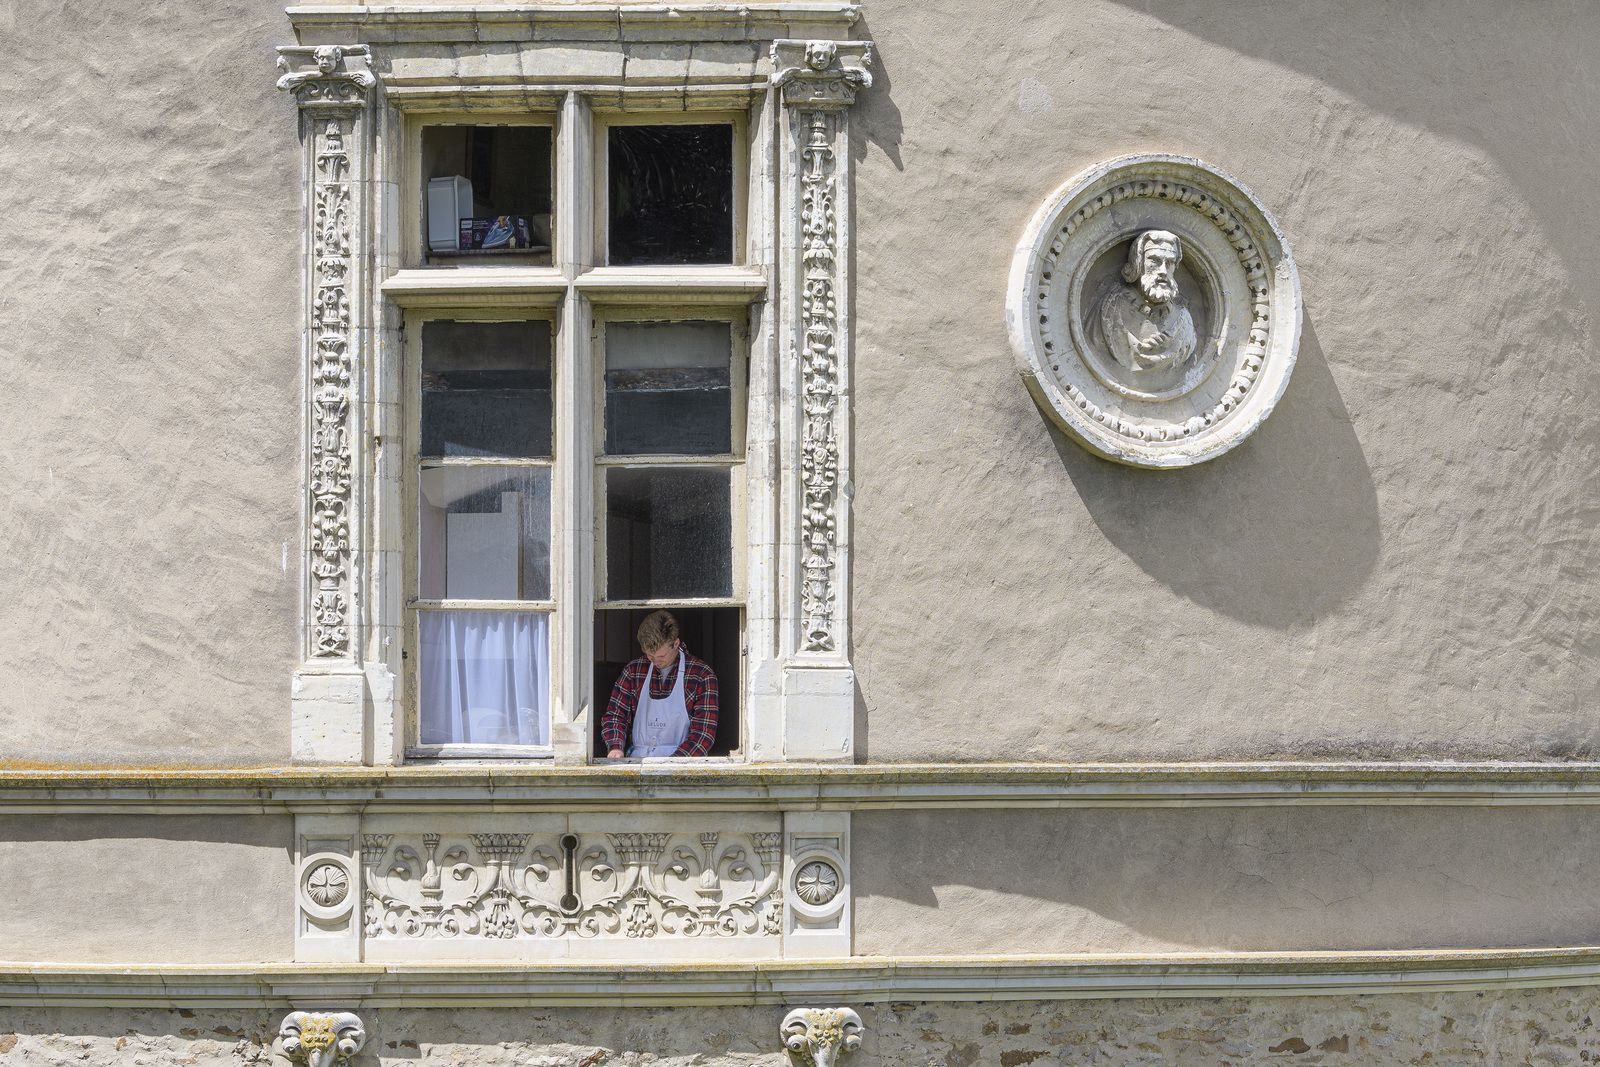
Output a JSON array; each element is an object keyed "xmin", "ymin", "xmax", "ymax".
[
  {"xmin": 361, "ymin": 830, "xmax": 784, "ymax": 941},
  {"xmin": 276, "ymin": 45, "xmax": 374, "ymax": 659}
]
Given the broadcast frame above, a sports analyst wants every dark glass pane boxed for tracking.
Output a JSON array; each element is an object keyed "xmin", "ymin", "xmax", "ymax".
[
  {"xmin": 421, "ymin": 320, "xmax": 552, "ymax": 458},
  {"xmin": 419, "ymin": 465, "xmax": 552, "ymax": 600},
  {"xmin": 604, "ymin": 321, "xmax": 732, "ymax": 456},
  {"xmin": 608, "ymin": 124, "xmax": 734, "ymax": 265},
  {"xmin": 604, "ymin": 467, "xmax": 732, "ymax": 600},
  {"xmin": 422, "ymin": 125, "xmax": 553, "ymax": 260}
]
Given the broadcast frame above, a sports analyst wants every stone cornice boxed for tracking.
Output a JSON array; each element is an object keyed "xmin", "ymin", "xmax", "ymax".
[
  {"xmin": 4, "ymin": 762, "xmax": 1600, "ymax": 814},
  {"xmin": 287, "ymin": 3, "xmax": 861, "ymax": 43},
  {"xmin": 4, "ymin": 949, "xmax": 1600, "ymax": 1007}
]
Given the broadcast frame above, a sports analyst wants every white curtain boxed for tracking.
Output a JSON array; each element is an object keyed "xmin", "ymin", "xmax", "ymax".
[{"xmin": 420, "ymin": 611, "xmax": 550, "ymax": 746}]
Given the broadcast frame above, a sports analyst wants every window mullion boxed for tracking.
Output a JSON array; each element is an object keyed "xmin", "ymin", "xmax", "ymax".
[{"xmin": 553, "ymin": 92, "xmax": 596, "ymax": 763}]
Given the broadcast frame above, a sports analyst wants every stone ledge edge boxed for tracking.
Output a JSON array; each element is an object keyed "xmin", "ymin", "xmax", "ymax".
[
  {"xmin": 3, "ymin": 950, "xmax": 1600, "ymax": 1006},
  {"xmin": 4, "ymin": 763, "xmax": 1600, "ymax": 813}
]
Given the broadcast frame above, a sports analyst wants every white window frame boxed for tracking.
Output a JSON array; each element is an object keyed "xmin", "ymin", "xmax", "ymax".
[{"xmin": 276, "ymin": 14, "xmax": 872, "ymax": 768}]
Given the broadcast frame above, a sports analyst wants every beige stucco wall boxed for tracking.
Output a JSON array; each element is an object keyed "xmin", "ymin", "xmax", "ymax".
[
  {"xmin": 0, "ymin": 816, "xmax": 294, "ymax": 963},
  {"xmin": 1, "ymin": 994, "xmax": 1595, "ymax": 1064},
  {"xmin": 0, "ymin": 2, "xmax": 299, "ymax": 766},
  {"xmin": 854, "ymin": 807, "xmax": 1600, "ymax": 955},
  {"xmin": 850, "ymin": 0, "xmax": 1600, "ymax": 761},
  {"xmin": 0, "ymin": 0, "xmax": 1594, "ymax": 767}
]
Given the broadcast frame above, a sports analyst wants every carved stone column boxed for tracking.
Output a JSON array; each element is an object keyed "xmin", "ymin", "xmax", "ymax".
[
  {"xmin": 277, "ymin": 46, "xmax": 378, "ymax": 764},
  {"xmin": 770, "ymin": 39, "xmax": 872, "ymax": 761},
  {"xmin": 782, "ymin": 1008, "xmax": 864, "ymax": 1067}
]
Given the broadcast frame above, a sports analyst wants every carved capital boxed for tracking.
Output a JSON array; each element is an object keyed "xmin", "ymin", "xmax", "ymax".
[
  {"xmin": 782, "ymin": 1008, "xmax": 863, "ymax": 1067},
  {"xmin": 276, "ymin": 45, "xmax": 377, "ymax": 109},
  {"xmin": 771, "ymin": 40, "xmax": 873, "ymax": 108},
  {"xmin": 279, "ymin": 1011, "xmax": 365, "ymax": 1067}
]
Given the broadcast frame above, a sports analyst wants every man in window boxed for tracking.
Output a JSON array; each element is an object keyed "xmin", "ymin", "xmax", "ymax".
[{"xmin": 602, "ymin": 610, "xmax": 720, "ymax": 758}]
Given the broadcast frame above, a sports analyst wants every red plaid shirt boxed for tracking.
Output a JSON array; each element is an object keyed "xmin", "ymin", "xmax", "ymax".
[{"xmin": 601, "ymin": 647, "xmax": 719, "ymax": 757}]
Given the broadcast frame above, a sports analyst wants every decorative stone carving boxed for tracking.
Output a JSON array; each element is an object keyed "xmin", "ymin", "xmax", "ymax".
[
  {"xmin": 360, "ymin": 830, "xmax": 783, "ymax": 941},
  {"xmin": 794, "ymin": 858, "xmax": 840, "ymax": 906},
  {"xmin": 276, "ymin": 46, "xmax": 375, "ymax": 662},
  {"xmin": 782, "ymin": 1007, "xmax": 864, "ymax": 1067},
  {"xmin": 279, "ymin": 1011, "xmax": 365, "ymax": 1067},
  {"xmin": 1008, "ymin": 154, "xmax": 1302, "ymax": 467},
  {"xmin": 771, "ymin": 40, "xmax": 871, "ymax": 654}
]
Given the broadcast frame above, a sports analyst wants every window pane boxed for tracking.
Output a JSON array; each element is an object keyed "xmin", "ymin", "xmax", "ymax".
[
  {"xmin": 604, "ymin": 467, "xmax": 732, "ymax": 600},
  {"xmin": 420, "ymin": 610, "xmax": 550, "ymax": 746},
  {"xmin": 604, "ymin": 321, "xmax": 732, "ymax": 456},
  {"xmin": 422, "ymin": 124, "xmax": 553, "ymax": 260},
  {"xmin": 421, "ymin": 320, "xmax": 552, "ymax": 458},
  {"xmin": 608, "ymin": 124, "xmax": 734, "ymax": 265},
  {"xmin": 420, "ymin": 465, "xmax": 551, "ymax": 600}
]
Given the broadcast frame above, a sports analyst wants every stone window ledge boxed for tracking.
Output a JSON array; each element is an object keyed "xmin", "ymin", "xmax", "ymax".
[{"xmin": 5, "ymin": 761, "xmax": 1600, "ymax": 814}]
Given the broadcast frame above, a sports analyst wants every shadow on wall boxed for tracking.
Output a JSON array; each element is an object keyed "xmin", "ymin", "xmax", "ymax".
[
  {"xmin": 1101, "ymin": 0, "xmax": 1597, "ymax": 295},
  {"xmin": 851, "ymin": 14, "xmax": 904, "ymax": 169},
  {"xmin": 1052, "ymin": 320, "xmax": 1380, "ymax": 628}
]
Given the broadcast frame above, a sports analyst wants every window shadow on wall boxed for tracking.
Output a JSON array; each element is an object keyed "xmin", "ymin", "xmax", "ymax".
[{"xmin": 1052, "ymin": 319, "xmax": 1380, "ymax": 628}]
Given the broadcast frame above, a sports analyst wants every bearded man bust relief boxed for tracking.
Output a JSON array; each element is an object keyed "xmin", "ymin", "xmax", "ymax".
[{"xmin": 1094, "ymin": 229, "xmax": 1198, "ymax": 375}]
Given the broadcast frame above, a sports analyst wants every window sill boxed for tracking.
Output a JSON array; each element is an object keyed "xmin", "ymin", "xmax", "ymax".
[{"xmin": 405, "ymin": 745, "xmax": 556, "ymax": 760}]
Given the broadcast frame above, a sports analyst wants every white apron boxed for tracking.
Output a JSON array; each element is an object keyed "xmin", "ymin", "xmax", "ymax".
[{"xmin": 628, "ymin": 650, "xmax": 691, "ymax": 757}]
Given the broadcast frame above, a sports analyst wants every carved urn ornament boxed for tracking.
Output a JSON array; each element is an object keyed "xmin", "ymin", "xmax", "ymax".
[
  {"xmin": 279, "ymin": 1011, "xmax": 365, "ymax": 1067},
  {"xmin": 782, "ymin": 1007, "xmax": 864, "ymax": 1067},
  {"xmin": 1008, "ymin": 154, "xmax": 1302, "ymax": 467}
]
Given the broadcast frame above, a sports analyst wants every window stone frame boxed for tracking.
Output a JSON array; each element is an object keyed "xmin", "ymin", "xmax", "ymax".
[{"xmin": 276, "ymin": 7, "xmax": 872, "ymax": 768}]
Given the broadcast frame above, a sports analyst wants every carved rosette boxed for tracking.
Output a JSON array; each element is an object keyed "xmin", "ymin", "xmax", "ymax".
[
  {"xmin": 276, "ymin": 46, "xmax": 376, "ymax": 659},
  {"xmin": 771, "ymin": 40, "xmax": 872, "ymax": 654},
  {"xmin": 782, "ymin": 1007, "xmax": 864, "ymax": 1067},
  {"xmin": 279, "ymin": 1011, "xmax": 365, "ymax": 1067}
]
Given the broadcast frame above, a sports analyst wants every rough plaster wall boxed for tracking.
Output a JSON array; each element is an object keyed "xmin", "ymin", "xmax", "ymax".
[
  {"xmin": 0, "ymin": 816, "xmax": 293, "ymax": 963},
  {"xmin": 0, "ymin": 2, "xmax": 301, "ymax": 764},
  {"xmin": 854, "ymin": 808, "xmax": 1600, "ymax": 955},
  {"xmin": 0, "ymin": 994, "xmax": 1595, "ymax": 1065},
  {"xmin": 849, "ymin": 1, "xmax": 1600, "ymax": 760}
]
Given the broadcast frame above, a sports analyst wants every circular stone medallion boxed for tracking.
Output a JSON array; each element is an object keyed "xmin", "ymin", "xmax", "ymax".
[{"xmin": 1007, "ymin": 154, "xmax": 1301, "ymax": 467}]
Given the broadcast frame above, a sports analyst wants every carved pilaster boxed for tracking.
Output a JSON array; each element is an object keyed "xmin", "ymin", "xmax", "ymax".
[
  {"xmin": 279, "ymin": 1011, "xmax": 366, "ymax": 1067},
  {"xmin": 781, "ymin": 1007, "xmax": 863, "ymax": 1067},
  {"xmin": 771, "ymin": 40, "xmax": 870, "ymax": 759},
  {"xmin": 278, "ymin": 46, "xmax": 379, "ymax": 764},
  {"xmin": 773, "ymin": 41, "xmax": 870, "ymax": 657}
]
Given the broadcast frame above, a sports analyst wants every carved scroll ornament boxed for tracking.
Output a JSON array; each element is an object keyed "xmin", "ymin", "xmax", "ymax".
[
  {"xmin": 361, "ymin": 830, "xmax": 783, "ymax": 941},
  {"xmin": 279, "ymin": 1011, "xmax": 365, "ymax": 1067}
]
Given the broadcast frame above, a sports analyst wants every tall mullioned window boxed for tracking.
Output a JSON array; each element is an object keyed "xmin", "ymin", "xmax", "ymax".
[{"xmin": 404, "ymin": 110, "xmax": 750, "ymax": 759}]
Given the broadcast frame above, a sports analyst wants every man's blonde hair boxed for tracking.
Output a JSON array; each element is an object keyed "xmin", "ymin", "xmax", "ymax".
[{"xmin": 636, "ymin": 609, "xmax": 680, "ymax": 652}]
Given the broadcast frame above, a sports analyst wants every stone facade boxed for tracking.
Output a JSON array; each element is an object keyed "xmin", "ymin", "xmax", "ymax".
[
  {"xmin": 0, "ymin": 0, "xmax": 1597, "ymax": 1062},
  {"xmin": 2, "ymin": 993, "xmax": 1597, "ymax": 1065}
]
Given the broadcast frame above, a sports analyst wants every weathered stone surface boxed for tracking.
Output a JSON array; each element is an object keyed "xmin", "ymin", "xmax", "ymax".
[{"xmin": 1, "ymin": 992, "xmax": 1597, "ymax": 1065}]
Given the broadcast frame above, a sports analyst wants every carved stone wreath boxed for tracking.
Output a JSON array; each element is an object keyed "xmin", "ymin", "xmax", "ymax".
[{"xmin": 1008, "ymin": 154, "xmax": 1301, "ymax": 467}]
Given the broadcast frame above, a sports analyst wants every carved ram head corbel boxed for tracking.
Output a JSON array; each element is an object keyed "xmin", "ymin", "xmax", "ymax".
[
  {"xmin": 279, "ymin": 1011, "xmax": 366, "ymax": 1067},
  {"xmin": 782, "ymin": 1007, "xmax": 863, "ymax": 1067}
]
